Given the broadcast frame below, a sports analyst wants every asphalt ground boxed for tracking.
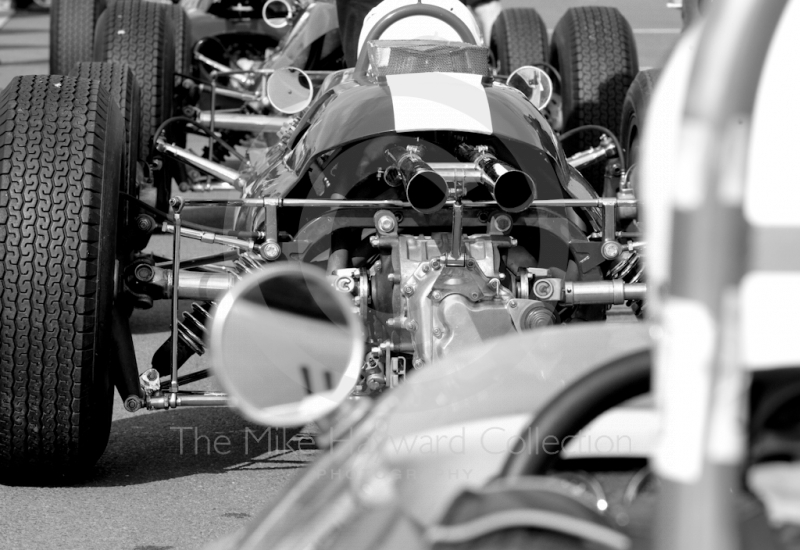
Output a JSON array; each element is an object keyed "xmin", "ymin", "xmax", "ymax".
[{"xmin": 0, "ymin": 2, "xmax": 678, "ymax": 550}]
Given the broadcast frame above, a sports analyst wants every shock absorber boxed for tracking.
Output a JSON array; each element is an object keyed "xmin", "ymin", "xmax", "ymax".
[{"xmin": 151, "ymin": 302, "xmax": 213, "ymax": 377}]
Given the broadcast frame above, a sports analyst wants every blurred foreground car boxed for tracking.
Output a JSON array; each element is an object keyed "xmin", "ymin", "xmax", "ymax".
[
  {"xmin": 200, "ymin": 0, "xmax": 800, "ymax": 548},
  {"xmin": 0, "ymin": 0, "xmax": 648, "ymax": 478}
]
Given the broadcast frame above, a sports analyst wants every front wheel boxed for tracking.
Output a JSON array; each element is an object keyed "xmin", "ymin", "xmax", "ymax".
[{"xmin": 0, "ymin": 75, "xmax": 125, "ymax": 481}]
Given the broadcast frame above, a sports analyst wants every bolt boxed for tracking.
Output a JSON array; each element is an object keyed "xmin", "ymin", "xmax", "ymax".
[
  {"xmin": 151, "ymin": 158, "xmax": 164, "ymax": 171},
  {"xmin": 136, "ymin": 215, "xmax": 155, "ymax": 232},
  {"xmin": 509, "ymin": 300, "xmax": 518, "ymax": 308},
  {"xmin": 406, "ymin": 320, "xmax": 418, "ymax": 332},
  {"xmin": 489, "ymin": 278, "xmax": 501, "ymax": 291},
  {"xmin": 433, "ymin": 328, "xmax": 443, "ymax": 338},
  {"xmin": 431, "ymin": 259, "xmax": 442, "ymax": 270},
  {"xmin": 470, "ymin": 291, "xmax": 480, "ymax": 301},
  {"xmin": 146, "ymin": 369, "xmax": 159, "ymax": 381},
  {"xmin": 387, "ymin": 273, "xmax": 398, "ymax": 283},
  {"xmin": 421, "ymin": 263, "xmax": 430, "ymax": 273},
  {"xmin": 378, "ymin": 215, "xmax": 396, "ymax": 233},
  {"xmin": 534, "ymin": 280, "xmax": 554, "ymax": 300},
  {"xmin": 124, "ymin": 395, "xmax": 142, "ymax": 413},
  {"xmin": 466, "ymin": 259, "xmax": 476, "ymax": 269},
  {"xmin": 601, "ymin": 241, "xmax": 622, "ymax": 260},
  {"xmin": 260, "ymin": 241, "xmax": 282, "ymax": 261},
  {"xmin": 492, "ymin": 214, "xmax": 513, "ymax": 233},
  {"xmin": 134, "ymin": 264, "xmax": 155, "ymax": 283},
  {"xmin": 413, "ymin": 359, "xmax": 424, "ymax": 369},
  {"xmin": 432, "ymin": 290, "xmax": 443, "ymax": 300},
  {"xmin": 403, "ymin": 285, "xmax": 415, "ymax": 296}
]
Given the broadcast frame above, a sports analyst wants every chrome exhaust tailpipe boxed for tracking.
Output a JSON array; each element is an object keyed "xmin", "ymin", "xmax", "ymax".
[
  {"xmin": 156, "ymin": 140, "xmax": 246, "ymax": 188},
  {"xmin": 197, "ymin": 112, "xmax": 289, "ymax": 133},
  {"xmin": 460, "ymin": 145, "xmax": 536, "ymax": 213},
  {"xmin": 385, "ymin": 145, "xmax": 449, "ymax": 214}
]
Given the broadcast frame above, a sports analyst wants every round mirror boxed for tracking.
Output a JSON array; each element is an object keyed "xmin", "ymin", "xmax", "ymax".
[
  {"xmin": 262, "ymin": 0, "xmax": 293, "ymax": 29},
  {"xmin": 209, "ymin": 264, "xmax": 363, "ymax": 427},
  {"xmin": 506, "ymin": 66, "xmax": 554, "ymax": 110},
  {"xmin": 267, "ymin": 67, "xmax": 313, "ymax": 114}
]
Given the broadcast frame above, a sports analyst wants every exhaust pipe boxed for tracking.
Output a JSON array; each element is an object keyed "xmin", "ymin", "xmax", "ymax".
[
  {"xmin": 460, "ymin": 145, "xmax": 536, "ymax": 213},
  {"xmin": 385, "ymin": 145, "xmax": 449, "ymax": 214}
]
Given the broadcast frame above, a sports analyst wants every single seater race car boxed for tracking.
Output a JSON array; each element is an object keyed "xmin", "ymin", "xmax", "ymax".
[{"xmin": 0, "ymin": 0, "xmax": 646, "ymax": 479}]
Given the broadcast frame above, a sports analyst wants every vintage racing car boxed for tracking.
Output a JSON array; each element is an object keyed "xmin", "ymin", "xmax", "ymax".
[{"xmin": 0, "ymin": 0, "xmax": 646, "ymax": 479}]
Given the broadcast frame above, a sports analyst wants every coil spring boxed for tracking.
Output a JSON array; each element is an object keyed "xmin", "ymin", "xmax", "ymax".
[
  {"xmin": 179, "ymin": 302, "xmax": 213, "ymax": 355},
  {"xmin": 232, "ymin": 253, "xmax": 266, "ymax": 278},
  {"xmin": 610, "ymin": 249, "xmax": 645, "ymax": 317},
  {"xmin": 609, "ymin": 249, "xmax": 644, "ymax": 283}
]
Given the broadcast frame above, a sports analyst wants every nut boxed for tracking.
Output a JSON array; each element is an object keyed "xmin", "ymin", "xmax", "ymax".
[
  {"xmin": 601, "ymin": 241, "xmax": 622, "ymax": 260},
  {"xmin": 403, "ymin": 285, "xmax": 415, "ymax": 296},
  {"xmin": 377, "ymin": 215, "xmax": 396, "ymax": 233},
  {"xmin": 432, "ymin": 290, "xmax": 443, "ymax": 300},
  {"xmin": 421, "ymin": 263, "xmax": 430, "ymax": 273},
  {"xmin": 431, "ymin": 259, "xmax": 442, "ymax": 270},
  {"xmin": 470, "ymin": 291, "xmax": 480, "ymax": 301},
  {"xmin": 260, "ymin": 241, "xmax": 282, "ymax": 261}
]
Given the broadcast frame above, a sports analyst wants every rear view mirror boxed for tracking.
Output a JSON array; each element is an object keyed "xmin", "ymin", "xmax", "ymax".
[
  {"xmin": 267, "ymin": 67, "xmax": 313, "ymax": 114},
  {"xmin": 209, "ymin": 264, "xmax": 363, "ymax": 427},
  {"xmin": 507, "ymin": 66, "xmax": 553, "ymax": 110}
]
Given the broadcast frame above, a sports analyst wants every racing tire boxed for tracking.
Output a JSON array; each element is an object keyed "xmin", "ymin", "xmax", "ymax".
[
  {"xmin": 490, "ymin": 8, "xmax": 548, "ymax": 75},
  {"xmin": 49, "ymin": 0, "xmax": 106, "ymax": 75},
  {"xmin": 551, "ymin": 7, "xmax": 639, "ymax": 193},
  {"xmin": 70, "ymin": 61, "xmax": 141, "ymax": 200},
  {"xmin": 167, "ymin": 5, "xmax": 191, "ymax": 79},
  {"xmin": 94, "ymin": 0, "xmax": 176, "ymax": 212},
  {"xmin": 0, "ymin": 75, "xmax": 124, "ymax": 482},
  {"xmin": 619, "ymin": 68, "xmax": 660, "ymax": 170}
]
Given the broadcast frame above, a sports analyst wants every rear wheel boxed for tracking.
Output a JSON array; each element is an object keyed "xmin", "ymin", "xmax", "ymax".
[
  {"xmin": 49, "ymin": 0, "xmax": 106, "ymax": 75},
  {"xmin": 551, "ymin": 7, "xmax": 638, "ymax": 193},
  {"xmin": 620, "ymin": 69, "xmax": 660, "ymax": 169},
  {"xmin": 0, "ymin": 75, "xmax": 125, "ymax": 481},
  {"xmin": 490, "ymin": 8, "xmax": 548, "ymax": 75},
  {"xmin": 94, "ymin": 0, "xmax": 175, "ymax": 212}
]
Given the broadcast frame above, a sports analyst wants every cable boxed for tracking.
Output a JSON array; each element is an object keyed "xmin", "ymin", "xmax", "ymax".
[{"xmin": 558, "ymin": 124, "xmax": 625, "ymax": 170}]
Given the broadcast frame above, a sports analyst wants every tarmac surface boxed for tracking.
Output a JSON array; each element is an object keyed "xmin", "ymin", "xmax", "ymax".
[{"xmin": 0, "ymin": 2, "xmax": 679, "ymax": 549}]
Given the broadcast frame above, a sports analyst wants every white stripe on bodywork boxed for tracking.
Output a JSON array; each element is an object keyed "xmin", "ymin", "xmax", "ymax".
[{"xmin": 387, "ymin": 72, "xmax": 493, "ymax": 134}]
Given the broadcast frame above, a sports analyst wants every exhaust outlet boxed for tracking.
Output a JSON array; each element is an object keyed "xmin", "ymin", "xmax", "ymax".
[
  {"xmin": 386, "ymin": 145, "xmax": 449, "ymax": 214},
  {"xmin": 461, "ymin": 145, "xmax": 536, "ymax": 213}
]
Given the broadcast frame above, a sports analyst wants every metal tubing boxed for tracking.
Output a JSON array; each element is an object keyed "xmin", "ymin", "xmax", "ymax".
[
  {"xmin": 196, "ymin": 83, "xmax": 258, "ymax": 102},
  {"xmin": 156, "ymin": 140, "xmax": 245, "ymax": 188},
  {"xmin": 563, "ymin": 280, "xmax": 646, "ymax": 305},
  {"xmin": 162, "ymin": 223, "xmax": 255, "ymax": 252},
  {"xmin": 176, "ymin": 271, "xmax": 235, "ymax": 300},
  {"xmin": 170, "ymin": 208, "xmax": 182, "ymax": 394},
  {"xmin": 176, "ymin": 197, "xmax": 638, "ymax": 209},
  {"xmin": 197, "ymin": 112, "xmax": 289, "ymax": 133},
  {"xmin": 110, "ymin": 302, "xmax": 143, "ymax": 411},
  {"xmin": 177, "ymin": 394, "xmax": 228, "ymax": 407}
]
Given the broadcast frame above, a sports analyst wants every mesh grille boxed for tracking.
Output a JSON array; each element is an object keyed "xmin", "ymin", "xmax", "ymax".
[{"xmin": 367, "ymin": 40, "xmax": 490, "ymax": 78}]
